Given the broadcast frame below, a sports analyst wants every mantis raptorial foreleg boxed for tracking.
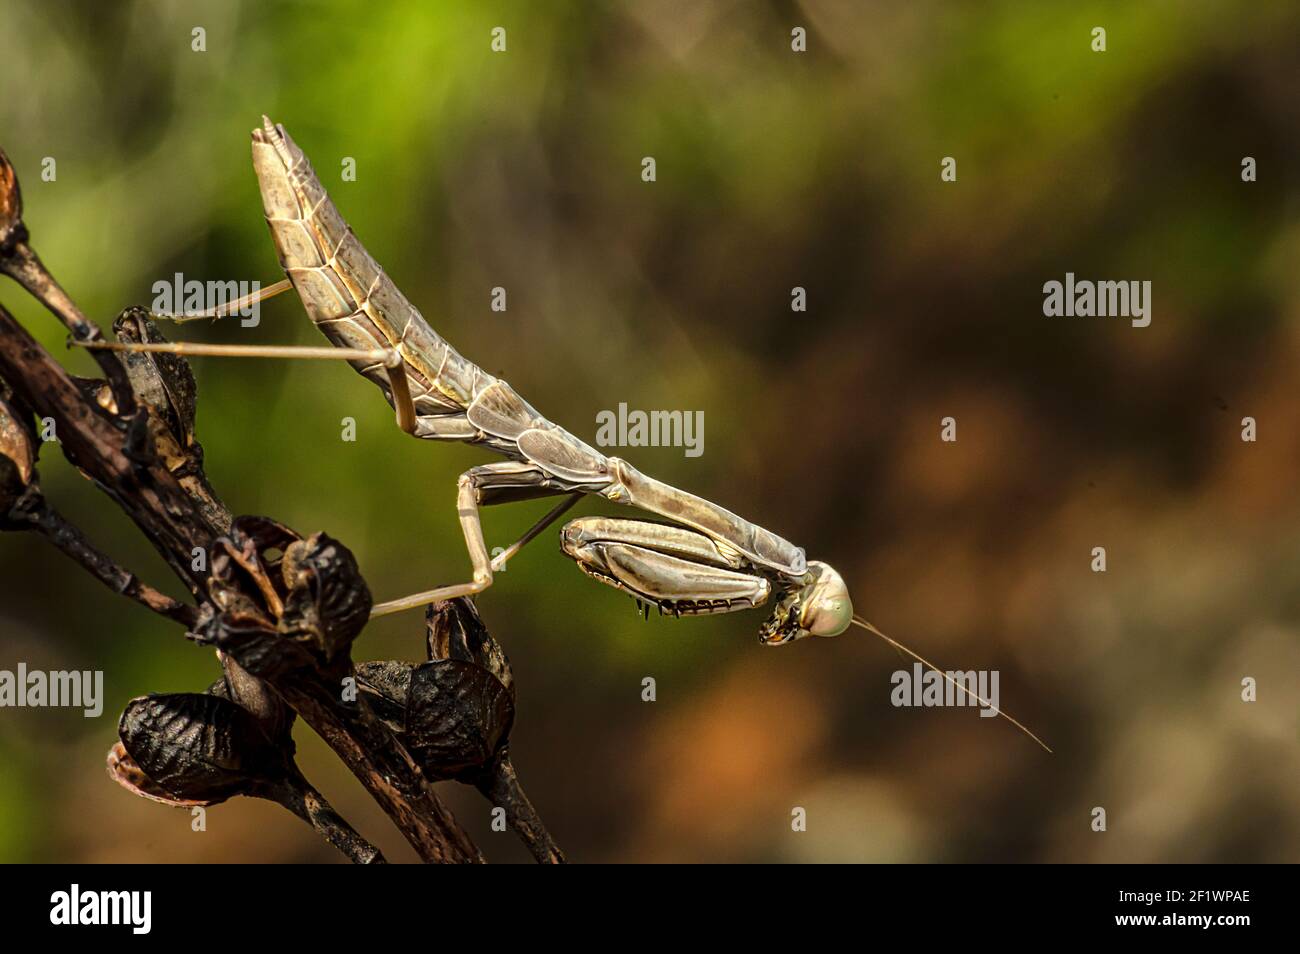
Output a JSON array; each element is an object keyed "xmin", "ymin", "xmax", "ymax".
[
  {"xmin": 370, "ymin": 462, "xmax": 582, "ymax": 617},
  {"xmin": 560, "ymin": 516, "xmax": 772, "ymax": 615}
]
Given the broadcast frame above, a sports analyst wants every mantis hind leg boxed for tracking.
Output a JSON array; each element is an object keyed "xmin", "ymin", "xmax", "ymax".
[{"xmin": 560, "ymin": 516, "xmax": 772, "ymax": 617}]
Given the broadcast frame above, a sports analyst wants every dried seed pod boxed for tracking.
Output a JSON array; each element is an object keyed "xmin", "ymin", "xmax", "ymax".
[
  {"xmin": 106, "ymin": 740, "xmax": 213, "ymax": 807},
  {"xmin": 112, "ymin": 690, "xmax": 384, "ymax": 863},
  {"xmin": 116, "ymin": 692, "xmax": 291, "ymax": 805},
  {"xmin": 108, "ymin": 308, "xmax": 232, "ymax": 531},
  {"xmin": 355, "ymin": 657, "xmax": 514, "ymax": 783},
  {"xmin": 112, "ymin": 307, "xmax": 199, "ymax": 447},
  {"xmin": 354, "ymin": 659, "xmax": 415, "ymax": 733},
  {"xmin": 204, "ymin": 610, "xmax": 319, "ymax": 680},
  {"xmin": 204, "ymin": 517, "xmax": 299, "ymax": 634},
  {"xmin": 200, "ymin": 519, "xmax": 371, "ymax": 680},
  {"xmin": 231, "ymin": 514, "xmax": 301, "ymax": 556},
  {"xmin": 362, "ymin": 614, "xmax": 560, "ymax": 862},
  {"xmin": 280, "ymin": 531, "xmax": 372, "ymax": 661},
  {"xmin": 207, "ymin": 516, "xmax": 298, "ymax": 619},
  {"xmin": 427, "ymin": 598, "xmax": 514, "ymax": 700},
  {"xmin": 405, "ymin": 661, "xmax": 514, "ymax": 782}
]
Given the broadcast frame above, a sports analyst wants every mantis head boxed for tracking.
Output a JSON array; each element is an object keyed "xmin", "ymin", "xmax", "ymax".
[{"xmin": 758, "ymin": 561, "xmax": 853, "ymax": 645}]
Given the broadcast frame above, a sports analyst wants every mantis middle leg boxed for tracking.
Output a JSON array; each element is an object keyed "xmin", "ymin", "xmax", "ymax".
[{"xmin": 369, "ymin": 461, "xmax": 582, "ymax": 617}]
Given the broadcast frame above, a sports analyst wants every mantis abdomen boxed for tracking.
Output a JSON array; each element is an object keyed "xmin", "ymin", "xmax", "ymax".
[{"xmin": 251, "ymin": 118, "xmax": 493, "ymax": 441}]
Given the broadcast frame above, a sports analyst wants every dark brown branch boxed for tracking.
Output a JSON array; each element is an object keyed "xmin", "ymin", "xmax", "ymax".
[
  {"xmin": 0, "ymin": 147, "xmax": 135, "ymax": 415},
  {"xmin": 0, "ymin": 240, "xmax": 137, "ymax": 417},
  {"xmin": 477, "ymin": 752, "xmax": 566, "ymax": 864},
  {"xmin": 0, "ymin": 305, "xmax": 483, "ymax": 860},
  {"xmin": 0, "ymin": 305, "xmax": 486, "ymax": 861},
  {"xmin": 271, "ymin": 667, "xmax": 483, "ymax": 863},
  {"xmin": 0, "ymin": 308, "xmax": 221, "ymax": 595},
  {"xmin": 265, "ymin": 770, "xmax": 387, "ymax": 864},
  {"xmin": 5, "ymin": 488, "xmax": 196, "ymax": 625}
]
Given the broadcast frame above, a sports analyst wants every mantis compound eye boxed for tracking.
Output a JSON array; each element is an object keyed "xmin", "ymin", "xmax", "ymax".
[{"xmin": 799, "ymin": 561, "xmax": 853, "ymax": 637}]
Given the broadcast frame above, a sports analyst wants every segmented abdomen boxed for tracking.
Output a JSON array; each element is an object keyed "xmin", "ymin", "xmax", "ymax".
[
  {"xmin": 250, "ymin": 118, "xmax": 491, "ymax": 425},
  {"xmin": 247, "ymin": 119, "xmax": 800, "ymax": 578}
]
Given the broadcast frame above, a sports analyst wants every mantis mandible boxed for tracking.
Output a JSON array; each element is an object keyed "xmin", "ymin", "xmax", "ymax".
[{"xmin": 81, "ymin": 118, "xmax": 1048, "ymax": 748}]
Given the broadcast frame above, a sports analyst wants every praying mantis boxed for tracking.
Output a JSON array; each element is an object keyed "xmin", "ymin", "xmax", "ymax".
[
  {"xmin": 99, "ymin": 117, "xmax": 853, "ymax": 644},
  {"xmin": 80, "ymin": 118, "xmax": 1047, "ymax": 748}
]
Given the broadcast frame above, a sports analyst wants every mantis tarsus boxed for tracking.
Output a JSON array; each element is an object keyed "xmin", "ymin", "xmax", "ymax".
[{"xmin": 80, "ymin": 117, "xmax": 1049, "ymax": 750}]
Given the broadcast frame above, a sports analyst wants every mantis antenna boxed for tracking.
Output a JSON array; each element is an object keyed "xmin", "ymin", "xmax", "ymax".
[{"xmin": 850, "ymin": 614, "xmax": 1052, "ymax": 753}]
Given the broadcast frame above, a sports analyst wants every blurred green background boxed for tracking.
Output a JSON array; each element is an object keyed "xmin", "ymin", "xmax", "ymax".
[{"xmin": 1, "ymin": 0, "xmax": 1297, "ymax": 862}]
